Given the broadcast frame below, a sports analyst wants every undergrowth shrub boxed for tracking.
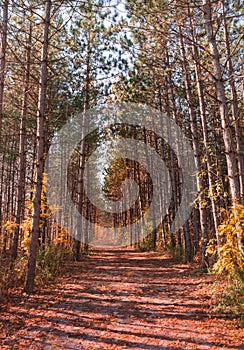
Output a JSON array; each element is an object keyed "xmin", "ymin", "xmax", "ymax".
[
  {"xmin": 36, "ymin": 244, "xmax": 73, "ymax": 284},
  {"xmin": 206, "ymin": 204, "xmax": 244, "ymax": 325},
  {"xmin": 206, "ymin": 203, "xmax": 244, "ymax": 280},
  {"xmin": 0, "ymin": 243, "xmax": 72, "ymax": 300},
  {"xmin": 138, "ymin": 236, "xmax": 155, "ymax": 252},
  {"xmin": 0, "ymin": 253, "xmax": 27, "ymax": 299},
  {"xmin": 210, "ymin": 278, "xmax": 244, "ymax": 326}
]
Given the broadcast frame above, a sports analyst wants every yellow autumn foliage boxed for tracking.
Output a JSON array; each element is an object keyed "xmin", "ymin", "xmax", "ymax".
[
  {"xmin": 21, "ymin": 173, "xmax": 51, "ymax": 251},
  {"xmin": 206, "ymin": 203, "xmax": 244, "ymax": 279},
  {"xmin": 53, "ymin": 223, "xmax": 70, "ymax": 246},
  {"xmin": 4, "ymin": 221, "xmax": 19, "ymax": 234}
]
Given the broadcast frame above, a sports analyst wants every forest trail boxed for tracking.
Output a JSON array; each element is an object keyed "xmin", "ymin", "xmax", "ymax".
[{"xmin": 1, "ymin": 248, "xmax": 244, "ymax": 349}]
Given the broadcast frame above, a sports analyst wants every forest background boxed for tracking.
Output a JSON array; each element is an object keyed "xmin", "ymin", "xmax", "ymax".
[{"xmin": 0, "ymin": 0, "xmax": 243, "ymax": 311}]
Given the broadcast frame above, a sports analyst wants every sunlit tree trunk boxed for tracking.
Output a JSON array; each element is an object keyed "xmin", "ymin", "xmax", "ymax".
[
  {"xmin": 203, "ymin": 0, "xmax": 240, "ymax": 203},
  {"xmin": 189, "ymin": 7, "xmax": 219, "ymax": 240},
  {"xmin": 221, "ymin": 0, "xmax": 244, "ymax": 205},
  {"xmin": 178, "ymin": 24, "xmax": 206, "ymax": 264}
]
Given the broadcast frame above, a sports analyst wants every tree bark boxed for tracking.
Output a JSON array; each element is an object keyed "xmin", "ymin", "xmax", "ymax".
[
  {"xmin": 0, "ymin": 0, "xmax": 8, "ymax": 143},
  {"xmin": 0, "ymin": 0, "xmax": 8, "ymax": 239},
  {"xmin": 203, "ymin": 0, "xmax": 240, "ymax": 203},
  {"xmin": 11, "ymin": 20, "xmax": 32, "ymax": 260},
  {"xmin": 178, "ymin": 24, "xmax": 207, "ymax": 266},
  {"xmin": 221, "ymin": 0, "xmax": 244, "ymax": 204},
  {"xmin": 24, "ymin": 0, "xmax": 51, "ymax": 293},
  {"xmin": 189, "ymin": 7, "xmax": 219, "ymax": 241}
]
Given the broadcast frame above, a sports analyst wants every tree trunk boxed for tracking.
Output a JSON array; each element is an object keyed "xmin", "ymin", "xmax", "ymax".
[
  {"xmin": 221, "ymin": 0, "xmax": 244, "ymax": 204},
  {"xmin": 189, "ymin": 7, "xmax": 219, "ymax": 240},
  {"xmin": 11, "ymin": 21, "xmax": 32, "ymax": 260},
  {"xmin": 178, "ymin": 24, "xmax": 208, "ymax": 266},
  {"xmin": 24, "ymin": 0, "xmax": 51, "ymax": 293},
  {"xmin": 203, "ymin": 0, "xmax": 240, "ymax": 202},
  {"xmin": 0, "ymin": 0, "xmax": 8, "ymax": 143},
  {"xmin": 0, "ymin": 0, "xmax": 8, "ymax": 239},
  {"xmin": 165, "ymin": 50, "xmax": 182, "ymax": 251}
]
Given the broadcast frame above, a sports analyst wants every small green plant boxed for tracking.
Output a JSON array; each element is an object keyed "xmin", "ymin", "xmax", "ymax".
[
  {"xmin": 175, "ymin": 244, "xmax": 186, "ymax": 262},
  {"xmin": 138, "ymin": 236, "xmax": 155, "ymax": 252},
  {"xmin": 36, "ymin": 244, "xmax": 72, "ymax": 284},
  {"xmin": 167, "ymin": 243, "xmax": 187, "ymax": 263},
  {"xmin": 211, "ymin": 279, "xmax": 244, "ymax": 326}
]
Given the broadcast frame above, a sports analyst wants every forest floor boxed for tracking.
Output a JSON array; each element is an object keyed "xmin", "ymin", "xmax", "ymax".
[{"xmin": 0, "ymin": 247, "xmax": 244, "ymax": 349}]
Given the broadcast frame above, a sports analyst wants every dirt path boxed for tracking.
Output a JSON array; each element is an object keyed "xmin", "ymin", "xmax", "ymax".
[{"xmin": 1, "ymin": 248, "xmax": 244, "ymax": 349}]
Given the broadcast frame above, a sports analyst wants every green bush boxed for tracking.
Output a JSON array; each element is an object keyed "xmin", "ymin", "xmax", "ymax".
[
  {"xmin": 36, "ymin": 244, "xmax": 72, "ymax": 283},
  {"xmin": 138, "ymin": 236, "xmax": 155, "ymax": 252},
  {"xmin": 211, "ymin": 279, "xmax": 244, "ymax": 326}
]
